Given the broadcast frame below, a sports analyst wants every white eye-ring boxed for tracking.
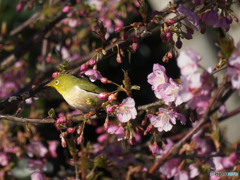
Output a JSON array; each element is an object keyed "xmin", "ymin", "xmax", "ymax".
[{"xmin": 55, "ymin": 80, "xmax": 59, "ymax": 85}]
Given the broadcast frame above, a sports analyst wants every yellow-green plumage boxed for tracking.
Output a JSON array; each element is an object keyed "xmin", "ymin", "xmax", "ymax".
[{"xmin": 46, "ymin": 74, "xmax": 104, "ymax": 112}]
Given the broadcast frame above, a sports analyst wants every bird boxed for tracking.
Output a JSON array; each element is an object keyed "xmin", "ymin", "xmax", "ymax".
[{"xmin": 46, "ymin": 73, "xmax": 104, "ymax": 112}]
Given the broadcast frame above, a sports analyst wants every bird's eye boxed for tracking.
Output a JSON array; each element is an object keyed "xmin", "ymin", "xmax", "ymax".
[{"xmin": 55, "ymin": 80, "xmax": 59, "ymax": 85}]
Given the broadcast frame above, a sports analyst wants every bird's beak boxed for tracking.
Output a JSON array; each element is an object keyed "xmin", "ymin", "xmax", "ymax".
[{"xmin": 45, "ymin": 79, "xmax": 53, "ymax": 87}]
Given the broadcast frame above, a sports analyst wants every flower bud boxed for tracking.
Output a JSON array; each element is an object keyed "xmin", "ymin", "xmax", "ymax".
[
  {"xmin": 160, "ymin": 30, "xmax": 167, "ymax": 42},
  {"xmin": 162, "ymin": 55, "xmax": 169, "ymax": 63},
  {"xmin": 62, "ymin": 6, "xmax": 70, "ymax": 13},
  {"xmin": 100, "ymin": 77, "xmax": 112, "ymax": 84},
  {"xmin": 168, "ymin": 50, "xmax": 173, "ymax": 59},
  {"xmin": 98, "ymin": 92, "xmax": 108, "ymax": 100},
  {"xmin": 165, "ymin": 18, "xmax": 176, "ymax": 25},
  {"xmin": 67, "ymin": 127, "xmax": 75, "ymax": 134},
  {"xmin": 56, "ymin": 116, "xmax": 66, "ymax": 123},
  {"xmin": 176, "ymin": 37, "xmax": 182, "ymax": 49},
  {"xmin": 104, "ymin": 116, "xmax": 109, "ymax": 130},
  {"xmin": 108, "ymin": 93, "xmax": 117, "ymax": 102},
  {"xmin": 80, "ymin": 63, "xmax": 88, "ymax": 71},
  {"xmin": 16, "ymin": 2, "xmax": 25, "ymax": 13},
  {"xmin": 77, "ymin": 134, "xmax": 84, "ymax": 144},
  {"xmin": 183, "ymin": 32, "xmax": 192, "ymax": 40},
  {"xmin": 115, "ymin": 27, "xmax": 122, "ymax": 33},
  {"xmin": 106, "ymin": 105, "xmax": 115, "ymax": 114},
  {"xmin": 89, "ymin": 58, "xmax": 96, "ymax": 66},
  {"xmin": 166, "ymin": 32, "xmax": 172, "ymax": 39},
  {"xmin": 77, "ymin": 125, "xmax": 82, "ymax": 135},
  {"xmin": 102, "ymin": 49, "xmax": 107, "ymax": 55},
  {"xmin": 132, "ymin": 43, "xmax": 138, "ymax": 52},
  {"xmin": 61, "ymin": 136, "xmax": 66, "ymax": 148},
  {"xmin": 52, "ymin": 72, "xmax": 60, "ymax": 78},
  {"xmin": 116, "ymin": 53, "xmax": 122, "ymax": 63}
]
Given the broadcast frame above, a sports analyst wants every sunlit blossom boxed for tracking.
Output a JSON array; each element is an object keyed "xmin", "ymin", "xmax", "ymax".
[{"xmin": 117, "ymin": 97, "xmax": 137, "ymax": 123}]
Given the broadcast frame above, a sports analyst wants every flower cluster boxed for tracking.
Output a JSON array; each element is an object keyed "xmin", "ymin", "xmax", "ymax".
[
  {"xmin": 147, "ymin": 64, "xmax": 181, "ymax": 106},
  {"xmin": 177, "ymin": 49, "xmax": 216, "ymax": 115}
]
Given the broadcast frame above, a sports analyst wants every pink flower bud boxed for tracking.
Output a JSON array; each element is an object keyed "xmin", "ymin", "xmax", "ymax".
[
  {"xmin": 168, "ymin": 50, "xmax": 173, "ymax": 59},
  {"xmin": 104, "ymin": 116, "xmax": 109, "ymax": 130},
  {"xmin": 98, "ymin": 92, "xmax": 108, "ymax": 100},
  {"xmin": 77, "ymin": 125, "xmax": 82, "ymax": 134},
  {"xmin": 80, "ymin": 63, "xmax": 88, "ymax": 71},
  {"xmin": 132, "ymin": 43, "xmax": 138, "ymax": 52},
  {"xmin": 166, "ymin": 32, "xmax": 172, "ymax": 39},
  {"xmin": 116, "ymin": 53, "xmax": 122, "ymax": 63},
  {"xmin": 62, "ymin": 6, "xmax": 70, "ymax": 13},
  {"xmin": 77, "ymin": 134, "xmax": 84, "ymax": 144},
  {"xmin": 115, "ymin": 27, "xmax": 122, "ymax": 33},
  {"xmin": 150, "ymin": 19, "xmax": 155, "ymax": 25},
  {"xmin": 162, "ymin": 55, "xmax": 169, "ymax": 63},
  {"xmin": 108, "ymin": 94, "xmax": 117, "ymax": 102},
  {"xmin": 52, "ymin": 72, "xmax": 60, "ymax": 78},
  {"xmin": 67, "ymin": 127, "xmax": 75, "ymax": 134},
  {"xmin": 56, "ymin": 116, "xmax": 66, "ymax": 123},
  {"xmin": 96, "ymin": 127, "xmax": 104, "ymax": 134},
  {"xmin": 165, "ymin": 18, "xmax": 176, "ymax": 25},
  {"xmin": 16, "ymin": 2, "xmax": 25, "ymax": 13},
  {"xmin": 89, "ymin": 58, "xmax": 96, "ymax": 66},
  {"xmin": 61, "ymin": 137, "xmax": 66, "ymax": 148},
  {"xmin": 147, "ymin": 125, "xmax": 152, "ymax": 132},
  {"xmin": 160, "ymin": 32, "xmax": 167, "ymax": 42},
  {"xmin": 106, "ymin": 105, "xmax": 115, "ymax": 114},
  {"xmin": 100, "ymin": 77, "xmax": 111, "ymax": 84},
  {"xmin": 46, "ymin": 57, "xmax": 51, "ymax": 63}
]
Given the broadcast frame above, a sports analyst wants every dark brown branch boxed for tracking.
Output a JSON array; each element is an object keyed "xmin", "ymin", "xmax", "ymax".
[
  {"xmin": 137, "ymin": 100, "xmax": 163, "ymax": 111},
  {"xmin": 0, "ymin": 113, "xmax": 106, "ymax": 124},
  {"xmin": 218, "ymin": 106, "xmax": 240, "ymax": 122}
]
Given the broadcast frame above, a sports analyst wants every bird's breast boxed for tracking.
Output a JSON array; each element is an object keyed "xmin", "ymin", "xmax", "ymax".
[{"xmin": 63, "ymin": 85, "xmax": 102, "ymax": 112}]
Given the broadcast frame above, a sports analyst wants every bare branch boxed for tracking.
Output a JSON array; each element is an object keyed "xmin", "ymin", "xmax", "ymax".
[{"xmin": 0, "ymin": 113, "xmax": 106, "ymax": 124}]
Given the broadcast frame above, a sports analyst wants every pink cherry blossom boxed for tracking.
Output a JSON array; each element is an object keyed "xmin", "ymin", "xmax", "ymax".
[
  {"xmin": 48, "ymin": 140, "xmax": 59, "ymax": 158},
  {"xmin": 117, "ymin": 97, "xmax": 137, "ymax": 123},
  {"xmin": 154, "ymin": 78, "xmax": 181, "ymax": 105},
  {"xmin": 107, "ymin": 125, "xmax": 125, "ymax": 141},
  {"xmin": 31, "ymin": 172, "xmax": 45, "ymax": 180},
  {"xmin": 159, "ymin": 158, "xmax": 181, "ymax": 179},
  {"xmin": 147, "ymin": 64, "xmax": 168, "ymax": 90},
  {"xmin": 177, "ymin": 4, "xmax": 200, "ymax": 30},
  {"xmin": 83, "ymin": 69, "xmax": 103, "ymax": 82},
  {"xmin": 192, "ymin": 129, "xmax": 213, "ymax": 155},
  {"xmin": 148, "ymin": 108, "xmax": 177, "ymax": 132},
  {"xmin": 189, "ymin": 164, "xmax": 199, "ymax": 178},
  {"xmin": 0, "ymin": 153, "xmax": 8, "ymax": 166},
  {"xmin": 177, "ymin": 48, "xmax": 201, "ymax": 76},
  {"xmin": 212, "ymin": 153, "xmax": 238, "ymax": 171},
  {"xmin": 27, "ymin": 142, "xmax": 48, "ymax": 158}
]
